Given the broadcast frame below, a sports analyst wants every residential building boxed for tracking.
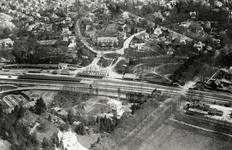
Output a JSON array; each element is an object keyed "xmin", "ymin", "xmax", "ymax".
[
  {"xmin": 0, "ymin": 38, "xmax": 14, "ymax": 49},
  {"xmin": 105, "ymin": 24, "xmax": 117, "ymax": 34},
  {"xmin": 122, "ymin": 24, "xmax": 131, "ymax": 33},
  {"xmin": 153, "ymin": 27, "xmax": 163, "ymax": 37},
  {"xmin": 97, "ymin": 37, "xmax": 118, "ymax": 47}
]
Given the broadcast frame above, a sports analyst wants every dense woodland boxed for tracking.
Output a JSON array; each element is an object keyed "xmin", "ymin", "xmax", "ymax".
[{"xmin": 0, "ymin": 104, "xmax": 39, "ymax": 150}]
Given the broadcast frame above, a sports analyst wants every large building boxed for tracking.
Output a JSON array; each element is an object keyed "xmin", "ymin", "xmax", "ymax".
[{"xmin": 97, "ymin": 37, "xmax": 118, "ymax": 47}]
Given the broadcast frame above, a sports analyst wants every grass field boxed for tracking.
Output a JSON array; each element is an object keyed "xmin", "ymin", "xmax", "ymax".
[
  {"xmin": 137, "ymin": 117, "xmax": 232, "ymax": 150},
  {"xmin": 156, "ymin": 63, "xmax": 182, "ymax": 76}
]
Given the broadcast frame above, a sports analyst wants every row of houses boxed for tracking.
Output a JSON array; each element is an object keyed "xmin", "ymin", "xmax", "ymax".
[{"xmin": 186, "ymin": 102, "xmax": 223, "ymax": 116}]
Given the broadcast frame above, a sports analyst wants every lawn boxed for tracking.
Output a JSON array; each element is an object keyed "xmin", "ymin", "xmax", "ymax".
[
  {"xmin": 88, "ymin": 103, "xmax": 108, "ymax": 116},
  {"xmin": 76, "ymin": 133, "xmax": 100, "ymax": 148},
  {"xmin": 103, "ymin": 53, "xmax": 121, "ymax": 59},
  {"xmin": 156, "ymin": 63, "xmax": 182, "ymax": 76},
  {"xmin": 36, "ymin": 120, "xmax": 58, "ymax": 141},
  {"xmin": 97, "ymin": 57, "xmax": 113, "ymax": 67},
  {"xmin": 51, "ymin": 91, "xmax": 92, "ymax": 110}
]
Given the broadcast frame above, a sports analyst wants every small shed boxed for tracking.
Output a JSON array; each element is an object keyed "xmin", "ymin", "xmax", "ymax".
[
  {"xmin": 216, "ymin": 110, "xmax": 223, "ymax": 116},
  {"xmin": 208, "ymin": 108, "xmax": 217, "ymax": 116}
]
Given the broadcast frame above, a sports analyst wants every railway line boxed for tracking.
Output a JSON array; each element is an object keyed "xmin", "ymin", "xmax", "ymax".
[
  {"xmin": 1, "ymin": 74, "xmax": 232, "ymax": 104},
  {"xmin": 187, "ymin": 89, "xmax": 232, "ymax": 104}
]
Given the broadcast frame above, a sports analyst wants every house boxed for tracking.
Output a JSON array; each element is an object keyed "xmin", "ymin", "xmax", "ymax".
[
  {"xmin": 107, "ymin": 99, "xmax": 125, "ymax": 119},
  {"xmin": 136, "ymin": 32, "xmax": 149, "ymax": 40},
  {"xmin": 189, "ymin": 102, "xmax": 210, "ymax": 111},
  {"xmin": 193, "ymin": 41, "xmax": 205, "ymax": 51},
  {"xmin": 153, "ymin": 27, "xmax": 163, "ymax": 37},
  {"xmin": 167, "ymin": 46, "xmax": 174, "ymax": 55},
  {"xmin": 62, "ymin": 27, "xmax": 72, "ymax": 35},
  {"xmin": 97, "ymin": 37, "xmax": 118, "ymax": 47},
  {"xmin": 137, "ymin": 43, "xmax": 150, "ymax": 52},
  {"xmin": 0, "ymin": 38, "xmax": 14, "ymax": 49},
  {"xmin": 69, "ymin": 35, "xmax": 76, "ymax": 43},
  {"xmin": 49, "ymin": 33, "xmax": 61, "ymax": 40},
  {"xmin": 122, "ymin": 24, "xmax": 131, "ymax": 33},
  {"xmin": 44, "ymin": 24, "xmax": 53, "ymax": 32},
  {"xmin": 189, "ymin": 12, "xmax": 197, "ymax": 20},
  {"xmin": 68, "ymin": 42, "xmax": 76, "ymax": 50},
  {"xmin": 208, "ymin": 108, "xmax": 223, "ymax": 116},
  {"xmin": 62, "ymin": 35, "xmax": 69, "ymax": 42},
  {"xmin": 52, "ymin": 107, "xmax": 68, "ymax": 116},
  {"xmin": 58, "ymin": 63, "xmax": 68, "ymax": 70},
  {"xmin": 106, "ymin": 24, "xmax": 117, "ymax": 34},
  {"xmin": 153, "ymin": 11, "xmax": 165, "ymax": 22},
  {"xmin": 215, "ymin": 1, "xmax": 223, "ymax": 7}
]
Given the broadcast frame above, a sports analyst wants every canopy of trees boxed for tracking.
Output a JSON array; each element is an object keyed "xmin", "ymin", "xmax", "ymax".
[{"xmin": 32, "ymin": 97, "xmax": 47, "ymax": 115}]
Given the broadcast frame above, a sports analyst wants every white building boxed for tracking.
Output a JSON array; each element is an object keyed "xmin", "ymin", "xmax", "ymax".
[
  {"xmin": 107, "ymin": 99, "xmax": 125, "ymax": 119},
  {"xmin": 0, "ymin": 38, "xmax": 14, "ymax": 49},
  {"xmin": 153, "ymin": 27, "xmax": 163, "ymax": 37}
]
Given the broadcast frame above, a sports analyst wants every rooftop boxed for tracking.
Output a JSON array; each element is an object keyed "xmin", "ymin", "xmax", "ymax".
[{"xmin": 37, "ymin": 40, "xmax": 57, "ymax": 45}]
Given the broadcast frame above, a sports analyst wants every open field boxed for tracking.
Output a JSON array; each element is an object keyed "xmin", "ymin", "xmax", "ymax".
[
  {"xmin": 137, "ymin": 116, "xmax": 232, "ymax": 150},
  {"xmin": 156, "ymin": 63, "xmax": 182, "ymax": 76}
]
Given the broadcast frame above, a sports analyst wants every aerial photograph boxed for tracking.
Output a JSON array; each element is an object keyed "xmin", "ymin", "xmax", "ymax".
[{"xmin": 1, "ymin": 0, "xmax": 232, "ymax": 149}]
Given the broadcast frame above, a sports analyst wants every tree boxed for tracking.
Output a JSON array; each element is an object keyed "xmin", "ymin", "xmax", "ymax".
[
  {"xmin": 34, "ymin": 97, "xmax": 46, "ymax": 115},
  {"xmin": 51, "ymin": 132, "xmax": 60, "ymax": 147},
  {"xmin": 10, "ymin": 34, "xmax": 17, "ymax": 41},
  {"xmin": 48, "ymin": 114, "xmax": 52, "ymax": 122},
  {"xmin": 17, "ymin": 105, "xmax": 25, "ymax": 119},
  {"xmin": 81, "ymin": 59, "xmax": 90, "ymax": 66},
  {"xmin": 68, "ymin": 109, "xmax": 75, "ymax": 125},
  {"xmin": 88, "ymin": 53, "xmax": 94, "ymax": 62},
  {"xmin": 42, "ymin": 137, "xmax": 50, "ymax": 149},
  {"xmin": 36, "ymin": 122, "xmax": 49, "ymax": 132},
  {"xmin": 60, "ymin": 123, "xmax": 69, "ymax": 131},
  {"xmin": 2, "ymin": 27, "xmax": 11, "ymax": 39},
  {"xmin": 57, "ymin": 8, "xmax": 66, "ymax": 17},
  {"xmin": 115, "ymin": 60, "xmax": 127, "ymax": 74},
  {"xmin": 75, "ymin": 123, "xmax": 86, "ymax": 135},
  {"xmin": 140, "ymin": 19, "xmax": 148, "ymax": 28},
  {"xmin": 141, "ymin": 5, "xmax": 154, "ymax": 16}
]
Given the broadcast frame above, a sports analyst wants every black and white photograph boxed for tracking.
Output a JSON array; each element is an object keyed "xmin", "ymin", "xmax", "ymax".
[{"xmin": 0, "ymin": 0, "xmax": 232, "ymax": 150}]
